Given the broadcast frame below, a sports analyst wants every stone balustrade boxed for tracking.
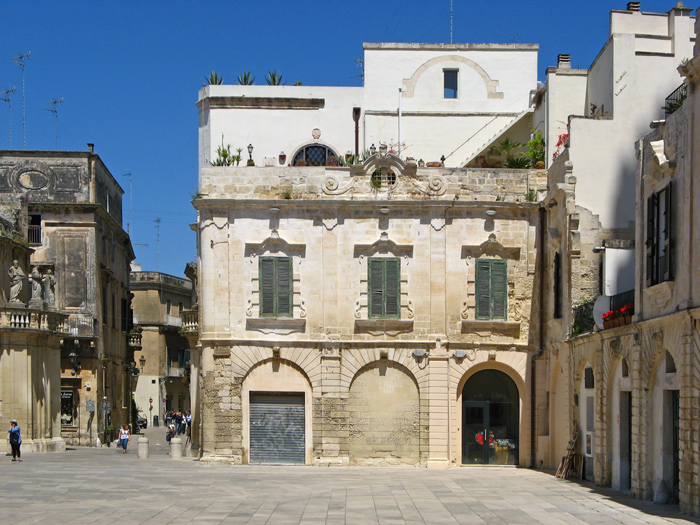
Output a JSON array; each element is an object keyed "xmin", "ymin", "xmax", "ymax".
[
  {"xmin": 180, "ymin": 309, "xmax": 199, "ymax": 334},
  {"xmin": 0, "ymin": 307, "xmax": 68, "ymax": 333}
]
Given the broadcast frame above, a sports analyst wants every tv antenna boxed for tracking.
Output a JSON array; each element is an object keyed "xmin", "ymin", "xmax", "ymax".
[
  {"xmin": 154, "ymin": 218, "xmax": 161, "ymax": 273},
  {"xmin": 0, "ymin": 87, "xmax": 15, "ymax": 148},
  {"xmin": 122, "ymin": 173, "xmax": 133, "ymax": 235},
  {"xmin": 45, "ymin": 98, "xmax": 64, "ymax": 150},
  {"xmin": 450, "ymin": 0, "xmax": 453, "ymax": 44},
  {"xmin": 11, "ymin": 52, "xmax": 31, "ymax": 149}
]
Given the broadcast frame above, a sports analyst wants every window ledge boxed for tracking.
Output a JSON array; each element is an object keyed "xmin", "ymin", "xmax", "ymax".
[
  {"xmin": 645, "ymin": 281, "xmax": 674, "ymax": 309},
  {"xmin": 461, "ymin": 320, "xmax": 520, "ymax": 336},
  {"xmin": 354, "ymin": 319, "xmax": 413, "ymax": 334},
  {"xmin": 246, "ymin": 317, "xmax": 306, "ymax": 334}
]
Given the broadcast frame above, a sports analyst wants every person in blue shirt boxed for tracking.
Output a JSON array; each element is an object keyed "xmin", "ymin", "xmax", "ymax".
[{"xmin": 8, "ymin": 419, "xmax": 21, "ymax": 462}]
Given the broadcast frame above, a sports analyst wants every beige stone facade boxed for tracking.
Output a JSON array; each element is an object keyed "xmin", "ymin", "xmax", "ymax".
[
  {"xmin": 194, "ymin": 153, "xmax": 545, "ymax": 467},
  {"xmin": 0, "ymin": 148, "xmax": 135, "ymax": 448}
]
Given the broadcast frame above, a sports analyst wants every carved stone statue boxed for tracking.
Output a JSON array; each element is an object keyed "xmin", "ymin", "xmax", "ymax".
[
  {"xmin": 30, "ymin": 266, "xmax": 43, "ymax": 301},
  {"xmin": 8, "ymin": 259, "xmax": 25, "ymax": 303},
  {"xmin": 44, "ymin": 268, "xmax": 56, "ymax": 306}
]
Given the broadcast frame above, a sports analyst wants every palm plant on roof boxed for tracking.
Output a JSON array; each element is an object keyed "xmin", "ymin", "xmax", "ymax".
[
  {"xmin": 237, "ymin": 71, "xmax": 255, "ymax": 85},
  {"xmin": 203, "ymin": 71, "xmax": 223, "ymax": 87},
  {"xmin": 265, "ymin": 69, "xmax": 286, "ymax": 86}
]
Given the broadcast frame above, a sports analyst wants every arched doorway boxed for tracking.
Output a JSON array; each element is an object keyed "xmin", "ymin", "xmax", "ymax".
[{"xmin": 462, "ymin": 369, "xmax": 519, "ymax": 465}]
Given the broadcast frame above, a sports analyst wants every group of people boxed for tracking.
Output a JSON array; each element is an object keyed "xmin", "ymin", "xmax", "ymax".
[{"xmin": 165, "ymin": 410, "xmax": 191, "ymax": 436}]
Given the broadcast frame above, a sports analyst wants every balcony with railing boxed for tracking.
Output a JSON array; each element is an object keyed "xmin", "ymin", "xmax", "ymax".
[
  {"xmin": 127, "ymin": 332, "xmax": 142, "ymax": 349},
  {"xmin": 602, "ymin": 289, "xmax": 635, "ymax": 329},
  {"xmin": 0, "ymin": 307, "xmax": 68, "ymax": 333},
  {"xmin": 167, "ymin": 365, "xmax": 185, "ymax": 378},
  {"xmin": 664, "ymin": 83, "xmax": 687, "ymax": 118},
  {"xmin": 65, "ymin": 313, "xmax": 97, "ymax": 337},
  {"xmin": 180, "ymin": 309, "xmax": 199, "ymax": 335}
]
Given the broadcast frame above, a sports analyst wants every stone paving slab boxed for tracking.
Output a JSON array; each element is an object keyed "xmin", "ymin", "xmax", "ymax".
[{"xmin": 1, "ymin": 442, "xmax": 699, "ymax": 525}]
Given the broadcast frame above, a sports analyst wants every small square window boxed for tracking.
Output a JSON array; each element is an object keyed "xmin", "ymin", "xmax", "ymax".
[{"xmin": 444, "ymin": 69, "xmax": 458, "ymax": 99}]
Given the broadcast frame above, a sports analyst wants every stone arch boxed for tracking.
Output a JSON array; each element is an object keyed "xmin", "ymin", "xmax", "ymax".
[
  {"xmin": 347, "ymin": 359, "xmax": 421, "ymax": 466},
  {"xmin": 401, "ymin": 55, "xmax": 503, "ymax": 99},
  {"xmin": 340, "ymin": 348, "xmax": 426, "ymax": 393},
  {"xmin": 230, "ymin": 345, "xmax": 322, "ymax": 388},
  {"xmin": 453, "ymin": 357, "xmax": 527, "ymax": 465},
  {"xmin": 241, "ymin": 357, "xmax": 314, "ymax": 465}
]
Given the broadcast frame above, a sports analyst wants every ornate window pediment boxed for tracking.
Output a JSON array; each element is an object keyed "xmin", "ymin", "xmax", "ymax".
[
  {"xmin": 244, "ymin": 229, "xmax": 305, "ymax": 258},
  {"xmin": 354, "ymin": 232, "xmax": 413, "ymax": 258},
  {"xmin": 461, "ymin": 233, "xmax": 520, "ymax": 260}
]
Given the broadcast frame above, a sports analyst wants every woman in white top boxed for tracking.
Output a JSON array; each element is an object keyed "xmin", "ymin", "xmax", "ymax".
[{"xmin": 118, "ymin": 424, "xmax": 130, "ymax": 454}]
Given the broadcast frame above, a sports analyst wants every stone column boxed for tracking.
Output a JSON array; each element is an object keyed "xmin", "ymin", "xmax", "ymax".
[
  {"xmin": 427, "ymin": 339, "xmax": 450, "ymax": 468},
  {"xmin": 188, "ymin": 344, "xmax": 202, "ymax": 456},
  {"xmin": 316, "ymin": 344, "xmax": 345, "ymax": 465}
]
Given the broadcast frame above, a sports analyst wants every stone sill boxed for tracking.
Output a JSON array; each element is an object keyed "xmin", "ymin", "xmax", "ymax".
[
  {"xmin": 461, "ymin": 320, "xmax": 521, "ymax": 336},
  {"xmin": 246, "ymin": 317, "xmax": 306, "ymax": 334},
  {"xmin": 645, "ymin": 281, "xmax": 674, "ymax": 309},
  {"xmin": 354, "ymin": 319, "xmax": 414, "ymax": 334}
]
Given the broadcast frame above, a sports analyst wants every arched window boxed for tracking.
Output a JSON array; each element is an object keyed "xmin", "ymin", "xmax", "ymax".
[{"xmin": 292, "ymin": 144, "xmax": 337, "ymax": 166}]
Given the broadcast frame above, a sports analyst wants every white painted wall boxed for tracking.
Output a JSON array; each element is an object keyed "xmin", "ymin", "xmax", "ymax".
[{"xmin": 198, "ymin": 44, "xmax": 539, "ymax": 170}]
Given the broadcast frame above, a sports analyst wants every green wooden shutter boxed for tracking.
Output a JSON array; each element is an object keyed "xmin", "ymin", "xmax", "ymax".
[
  {"xmin": 491, "ymin": 260, "xmax": 507, "ymax": 320},
  {"xmin": 276, "ymin": 257, "xmax": 292, "ymax": 317},
  {"xmin": 663, "ymin": 182, "xmax": 673, "ymax": 282},
  {"xmin": 369, "ymin": 258, "xmax": 384, "ymax": 318},
  {"xmin": 384, "ymin": 258, "xmax": 400, "ymax": 317},
  {"xmin": 260, "ymin": 257, "xmax": 276, "ymax": 316},
  {"xmin": 645, "ymin": 194, "xmax": 656, "ymax": 287},
  {"xmin": 475, "ymin": 259, "xmax": 492, "ymax": 320}
]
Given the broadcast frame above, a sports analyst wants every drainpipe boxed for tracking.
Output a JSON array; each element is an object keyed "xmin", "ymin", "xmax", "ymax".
[
  {"xmin": 531, "ymin": 205, "xmax": 547, "ymax": 468},
  {"xmin": 352, "ymin": 107, "xmax": 361, "ymax": 159}
]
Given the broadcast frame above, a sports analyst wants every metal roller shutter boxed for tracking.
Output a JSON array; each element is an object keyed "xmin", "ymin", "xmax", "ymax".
[{"xmin": 250, "ymin": 393, "xmax": 305, "ymax": 464}]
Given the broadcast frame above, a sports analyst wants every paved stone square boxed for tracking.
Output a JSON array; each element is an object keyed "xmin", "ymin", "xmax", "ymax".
[{"xmin": 1, "ymin": 428, "xmax": 698, "ymax": 525}]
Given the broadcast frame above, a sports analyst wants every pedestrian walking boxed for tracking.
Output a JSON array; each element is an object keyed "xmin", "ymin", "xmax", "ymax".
[
  {"xmin": 118, "ymin": 424, "xmax": 130, "ymax": 454},
  {"xmin": 8, "ymin": 419, "xmax": 21, "ymax": 462}
]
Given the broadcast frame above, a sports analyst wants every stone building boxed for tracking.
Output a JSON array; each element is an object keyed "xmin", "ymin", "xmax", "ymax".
[
  {"xmin": 0, "ymin": 147, "xmax": 135, "ymax": 447},
  {"xmin": 130, "ymin": 268, "xmax": 192, "ymax": 426},
  {"xmin": 0, "ymin": 194, "xmax": 68, "ymax": 453},
  {"xmin": 535, "ymin": 7, "xmax": 700, "ymax": 517}
]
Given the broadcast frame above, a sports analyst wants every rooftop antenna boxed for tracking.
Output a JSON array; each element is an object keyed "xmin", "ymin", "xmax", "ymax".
[
  {"xmin": 0, "ymin": 87, "xmax": 15, "ymax": 148},
  {"xmin": 44, "ymin": 98, "xmax": 64, "ymax": 150},
  {"xmin": 154, "ymin": 218, "xmax": 161, "ymax": 273},
  {"xmin": 122, "ymin": 173, "xmax": 133, "ymax": 235},
  {"xmin": 450, "ymin": 0, "xmax": 453, "ymax": 44},
  {"xmin": 352, "ymin": 57, "xmax": 364, "ymax": 80},
  {"xmin": 11, "ymin": 52, "xmax": 31, "ymax": 149}
]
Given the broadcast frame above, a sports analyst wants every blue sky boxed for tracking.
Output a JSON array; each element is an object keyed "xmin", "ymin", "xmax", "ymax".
[{"xmin": 0, "ymin": 0, "xmax": 691, "ymax": 277}]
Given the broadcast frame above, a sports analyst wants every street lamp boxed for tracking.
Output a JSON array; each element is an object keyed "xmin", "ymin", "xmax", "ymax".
[
  {"xmin": 369, "ymin": 143, "xmax": 376, "ymax": 156},
  {"xmin": 139, "ymin": 355, "xmax": 146, "ymax": 371}
]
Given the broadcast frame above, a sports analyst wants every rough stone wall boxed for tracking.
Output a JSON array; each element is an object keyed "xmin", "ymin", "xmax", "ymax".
[{"xmin": 563, "ymin": 311, "xmax": 700, "ymax": 516}]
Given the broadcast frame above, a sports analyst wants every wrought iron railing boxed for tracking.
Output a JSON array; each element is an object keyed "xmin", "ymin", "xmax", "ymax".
[
  {"xmin": 610, "ymin": 289, "xmax": 634, "ymax": 312},
  {"xmin": 65, "ymin": 314, "xmax": 97, "ymax": 337},
  {"xmin": 28, "ymin": 225, "xmax": 41, "ymax": 244},
  {"xmin": 664, "ymin": 83, "xmax": 687, "ymax": 118}
]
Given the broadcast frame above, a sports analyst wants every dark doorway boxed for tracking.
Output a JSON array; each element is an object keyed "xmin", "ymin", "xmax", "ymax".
[
  {"xmin": 462, "ymin": 370, "xmax": 519, "ymax": 465},
  {"xmin": 620, "ymin": 391, "xmax": 631, "ymax": 491}
]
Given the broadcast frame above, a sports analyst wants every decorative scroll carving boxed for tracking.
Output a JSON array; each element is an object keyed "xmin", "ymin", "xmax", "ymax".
[
  {"xmin": 461, "ymin": 301, "xmax": 469, "ymax": 320},
  {"xmin": 244, "ymin": 229, "xmax": 305, "ymax": 257},
  {"xmin": 322, "ymin": 173, "xmax": 356, "ymax": 195},
  {"xmin": 246, "ymin": 298, "xmax": 253, "ymax": 317},
  {"xmin": 299, "ymin": 299, "xmax": 306, "ymax": 319},
  {"xmin": 354, "ymin": 232, "xmax": 413, "ymax": 258},
  {"xmin": 407, "ymin": 300, "xmax": 414, "ymax": 319},
  {"xmin": 354, "ymin": 300, "xmax": 362, "ymax": 319}
]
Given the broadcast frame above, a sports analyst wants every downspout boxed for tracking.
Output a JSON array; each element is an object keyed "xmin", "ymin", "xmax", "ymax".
[{"xmin": 531, "ymin": 205, "xmax": 546, "ymax": 468}]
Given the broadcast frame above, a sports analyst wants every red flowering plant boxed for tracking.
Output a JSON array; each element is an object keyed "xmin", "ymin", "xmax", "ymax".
[
  {"xmin": 602, "ymin": 303, "xmax": 634, "ymax": 325},
  {"xmin": 551, "ymin": 133, "xmax": 570, "ymax": 162}
]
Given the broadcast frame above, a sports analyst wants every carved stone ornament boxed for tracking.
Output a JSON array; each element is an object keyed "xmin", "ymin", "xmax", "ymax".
[
  {"xmin": 322, "ymin": 173, "xmax": 356, "ymax": 195},
  {"xmin": 410, "ymin": 175, "xmax": 447, "ymax": 196},
  {"xmin": 246, "ymin": 298, "xmax": 254, "ymax": 317},
  {"xmin": 312, "ymin": 128, "xmax": 321, "ymax": 140},
  {"xmin": 461, "ymin": 301, "xmax": 469, "ymax": 320},
  {"xmin": 407, "ymin": 300, "xmax": 414, "ymax": 319},
  {"xmin": 354, "ymin": 300, "xmax": 362, "ymax": 319},
  {"xmin": 299, "ymin": 299, "xmax": 306, "ymax": 319},
  {"xmin": 431, "ymin": 217, "xmax": 446, "ymax": 231}
]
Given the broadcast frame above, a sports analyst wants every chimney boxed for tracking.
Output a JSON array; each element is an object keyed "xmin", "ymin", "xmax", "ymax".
[
  {"xmin": 87, "ymin": 143, "xmax": 94, "ymax": 154},
  {"xmin": 627, "ymin": 2, "xmax": 640, "ymax": 11},
  {"xmin": 558, "ymin": 54, "xmax": 572, "ymax": 70}
]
